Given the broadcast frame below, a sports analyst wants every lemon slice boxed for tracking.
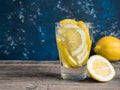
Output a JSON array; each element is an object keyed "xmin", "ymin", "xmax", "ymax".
[
  {"xmin": 87, "ymin": 55, "xmax": 116, "ymax": 82},
  {"xmin": 76, "ymin": 45, "xmax": 89, "ymax": 65},
  {"xmin": 56, "ymin": 38, "xmax": 79, "ymax": 68},
  {"xmin": 60, "ymin": 19, "xmax": 77, "ymax": 26},
  {"xmin": 57, "ymin": 38, "xmax": 71, "ymax": 68},
  {"xmin": 77, "ymin": 45, "xmax": 87, "ymax": 60},
  {"xmin": 77, "ymin": 21, "xmax": 92, "ymax": 52},
  {"xmin": 62, "ymin": 24, "xmax": 86, "ymax": 56},
  {"xmin": 78, "ymin": 51, "xmax": 89, "ymax": 65}
]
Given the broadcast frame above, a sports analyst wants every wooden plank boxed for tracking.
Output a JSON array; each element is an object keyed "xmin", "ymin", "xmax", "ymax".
[{"xmin": 0, "ymin": 61, "xmax": 119, "ymax": 90}]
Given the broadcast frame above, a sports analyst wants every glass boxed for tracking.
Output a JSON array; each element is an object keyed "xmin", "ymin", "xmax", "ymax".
[{"xmin": 55, "ymin": 22, "xmax": 93, "ymax": 80}]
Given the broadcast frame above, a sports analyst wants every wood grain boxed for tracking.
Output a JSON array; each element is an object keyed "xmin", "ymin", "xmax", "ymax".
[{"xmin": 0, "ymin": 61, "xmax": 119, "ymax": 90}]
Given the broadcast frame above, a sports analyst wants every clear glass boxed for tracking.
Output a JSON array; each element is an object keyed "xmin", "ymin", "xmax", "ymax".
[{"xmin": 55, "ymin": 22, "xmax": 93, "ymax": 80}]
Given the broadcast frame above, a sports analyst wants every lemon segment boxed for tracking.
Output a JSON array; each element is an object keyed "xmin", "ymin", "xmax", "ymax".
[
  {"xmin": 63, "ymin": 25, "xmax": 86, "ymax": 56},
  {"xmin": 77, "ymin": 21, "xmax": 92, "ymax": 52},
  {"xmin": 78, "ymin": 51, "xmax": 89, "ymax": 66},
  {"xmin": 56, "ymin": 38, "xmax": 79, "ymax": 68},
  {"xmin": 77, "ymin": 45, "xmax": 87, "ymax": 60},
  {"xmin": 60, "ymin": 19, "xmax": 77, "ymax": 26},
  {"xmin": 56, "ymin": 38, "xmax": 71, "ymax": 68},
  {"xmin": 87, "ymin": 55, "xmax": 116, "ymax": 82}
]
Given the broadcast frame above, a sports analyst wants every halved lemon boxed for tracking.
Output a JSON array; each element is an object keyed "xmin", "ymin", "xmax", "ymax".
[{"xmin": 87, "ymin": 55, "xmax": 116, "ymax": 82}]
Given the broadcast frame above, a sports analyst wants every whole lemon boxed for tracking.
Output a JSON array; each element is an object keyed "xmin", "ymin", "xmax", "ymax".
[{"xmin": 94, "ymin": 36, "xmax": 120, "ymax": 61}]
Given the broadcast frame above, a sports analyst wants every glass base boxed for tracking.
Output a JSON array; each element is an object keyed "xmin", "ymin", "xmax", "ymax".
[{"xmin": 61, "ymin": 65, "xmax": 87, "ymax": 80}]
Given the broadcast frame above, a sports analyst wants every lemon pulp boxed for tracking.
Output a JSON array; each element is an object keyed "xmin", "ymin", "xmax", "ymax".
[{"xmin": 92, "ymin": 60, "xmax": 111, "ymax": 77}]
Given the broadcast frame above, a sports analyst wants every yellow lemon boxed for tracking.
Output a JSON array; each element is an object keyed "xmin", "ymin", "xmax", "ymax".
[
  {"xmin": 94, "ymin": 36, "xmax": 120, "ymax": 61},
  {"xmin": 87, "ymin": 55, "xmax": 116, "ymax": 82}
]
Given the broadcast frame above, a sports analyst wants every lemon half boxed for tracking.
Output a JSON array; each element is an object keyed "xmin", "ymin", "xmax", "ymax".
[{"xmin": 87, "ymin": 55, "xmax": 116, "ymax": 82}]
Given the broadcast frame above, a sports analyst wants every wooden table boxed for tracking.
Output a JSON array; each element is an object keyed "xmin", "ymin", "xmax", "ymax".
[{"xmin": 0, "ymin": 61, "xmax": 119, "ymax": 90}]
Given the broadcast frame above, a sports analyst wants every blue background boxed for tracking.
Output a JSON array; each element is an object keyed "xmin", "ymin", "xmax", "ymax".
[{"xmin": 0, "ymin": 0, "xmax": 120, "ymax": 60}]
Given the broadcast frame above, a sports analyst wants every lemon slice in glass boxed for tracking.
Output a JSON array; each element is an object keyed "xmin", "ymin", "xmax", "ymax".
[
  {"xmin": 56, "ymin": 38, "xmax": 79, "ymax": 68},
  {"xmin": 61, "ymin": 24, "xmax": 86, "ymax": 56},
  {"xmin": 60, "ymin": 19, "xmax": 77, "ymax": 26}
]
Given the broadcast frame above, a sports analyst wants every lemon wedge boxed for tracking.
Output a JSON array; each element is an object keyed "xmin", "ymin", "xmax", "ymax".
[{"xmin": 87, "ymin": 55, "xmax": 116, "ymax": 82}]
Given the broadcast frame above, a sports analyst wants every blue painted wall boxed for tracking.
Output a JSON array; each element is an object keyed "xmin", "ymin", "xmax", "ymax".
[{"xmin": 0, "ymin": 0, "xmax": 120, "ymax": 60}]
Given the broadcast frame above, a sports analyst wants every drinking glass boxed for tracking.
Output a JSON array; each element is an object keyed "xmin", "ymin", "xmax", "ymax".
[{"xmin": 56, "ymin": 22, "xmax": 93, "ymax": 80}]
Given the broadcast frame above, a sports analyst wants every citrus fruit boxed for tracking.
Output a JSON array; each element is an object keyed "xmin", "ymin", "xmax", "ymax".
[
  {"xmin": 56, "ymin": 38, "xmax": 79, "ymax": 68},
  {"xmin": 60, "ymin": 19, "xmax": 77, "ymax": 26},
  {"xmin": 94, "ymin": 36, "xmax": 120, "ymax": 61},
  {"xmin": 87, "ymin": 55, "xmax": 116, "ymax": 82},
  {"xmin": 77, "ymin": 21, "xmax": 92, "ymax": 52},
  {"xmin": 77, "ymin": 21, "xmax": 92, "ymax": 65},
  {"xmin": 56, "ymin": 19, "xmax": 92, "ymax": 67}
]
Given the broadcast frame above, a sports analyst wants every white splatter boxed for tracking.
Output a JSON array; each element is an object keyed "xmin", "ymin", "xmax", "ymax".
[
  {"xmin": 4, "ymin": 50, "xmax": 10, "ymax": 55},
  {"xmin": 56, "ymin": 1, "xmax": 70, "ymax": 13},
  {"xmin": 33, "ymin": 14, "xmax": 37, "ymax": 19},
  {"xmin": 10, "ymin": 40, "xmax": 14, "ymax": 46},
  {"xmin": 37, "ymin": 26, "xmax": 42, "ymax": 32},
  {"xmin": 77, "ymin": 1, "xmax": 82, "ymax": 5},
  {"xmin": 40, "ymin": 39, "xmax": 45, "ymax": 45},
  {"xmin": 19, "ymin": 14, "xmax": 25, "ymax": 23},
  {"xmin": 77, "ymin": 0, "xmax": 96, "ymax": 18},
  {"xmin": 7, "ymin": 15, "xmax": 12, "ymax": 20},
  {"xmin": 32, "ymin": 50, "xmax": 35, "ymax": 54},
  {"xmin": 19, "ymin": 28, "xmax": 26, "ymax": 33},
  {"xmin": 19, "ymin": 1, "xmax": 22, "ymax": 5},
  {"xmin": 41, "ymin": 33, "xmax": 45, "ymax": 35},
  {"xmin": 22, "ymin": 48, "xmax": 30, "ymax": 59},
  {"xmin": 41, "ymin": 40, "xmax": 45, "ymax": 43},
  {"xmin": 36, "ymin": 8, "xmax": 41, "ymax": 15},
  {"xmin": 19, "ymin": 8, "xmax": 25, "ymax": 23},
  {"xmin": 6, "ymin": 36, "xmax": 12, "ymax": 41}
]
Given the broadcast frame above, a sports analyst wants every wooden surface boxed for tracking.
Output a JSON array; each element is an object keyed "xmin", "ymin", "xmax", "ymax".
[{"xmin": 0, "ymin": 61, "xmax": 119, "ymax": 90}]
